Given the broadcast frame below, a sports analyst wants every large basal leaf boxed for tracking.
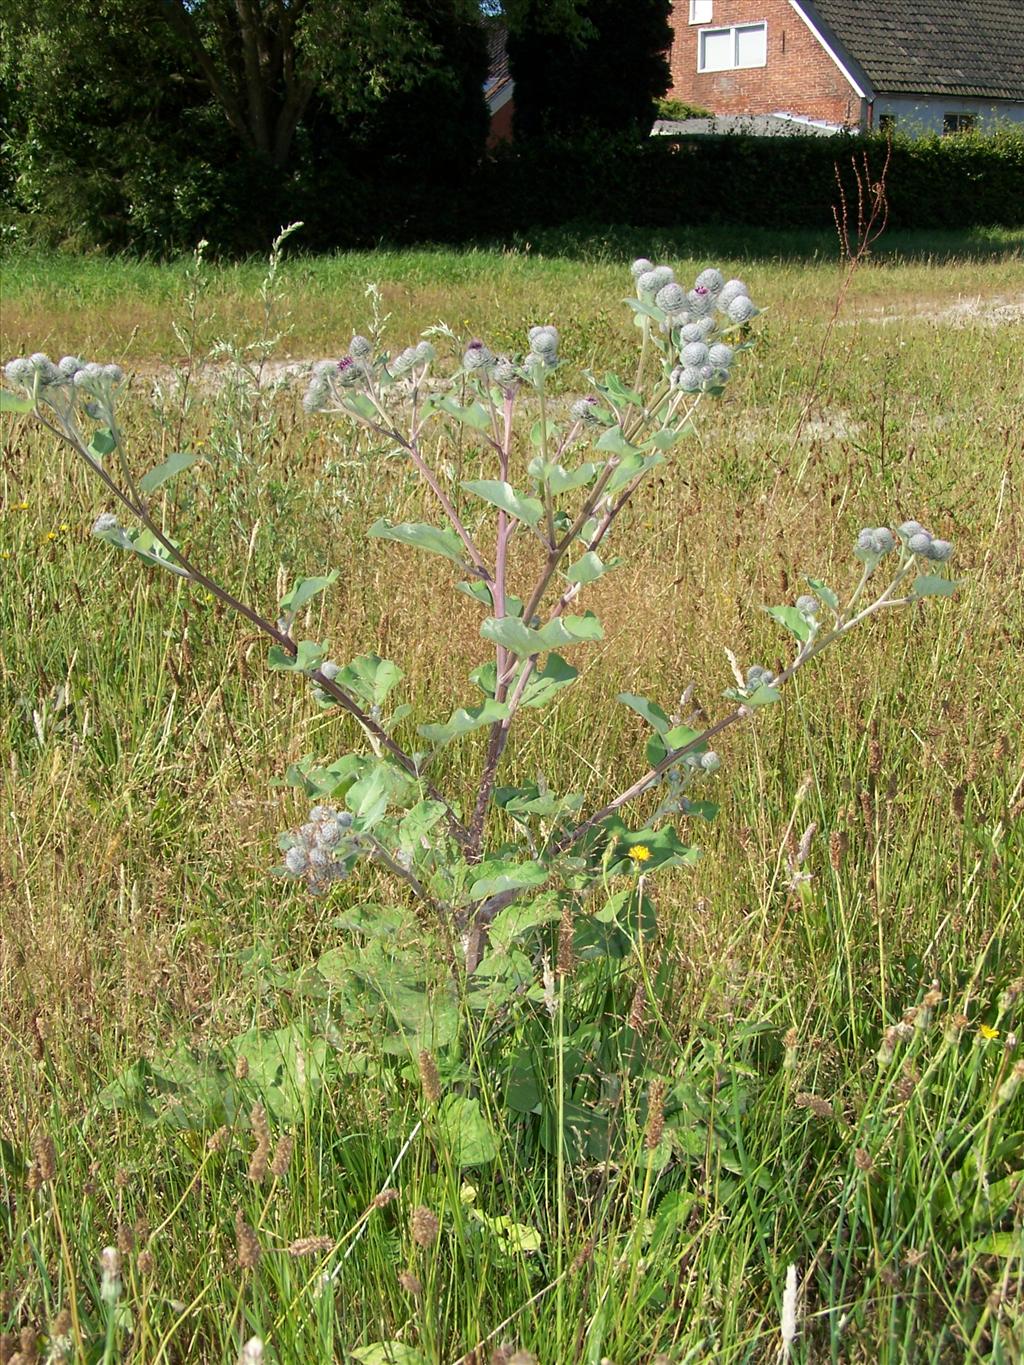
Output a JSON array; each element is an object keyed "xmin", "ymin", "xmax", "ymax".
[
  {"xmin": 462, "ymin": 479, "xmax": 544, "ymax": 529},
  {"xmin": 369, "ymin": 518, "xmax": 467, "ymax": 566},
  {"xmin": 438, "ymin": 1095, "xmax": 497, "ymax": 1167},
  {"xmin": 481, "ymin": 612, "xmax": 603, "ymax": 657},
  {"xmin": 600, "ymin": 817, "xmax": 700, "ymax": 874},
  {"xmin": 139, "ymin": 449, "xmax": 203, "ymax": 495},
  {"xmin": 279, "ymin": 572, "xmax": 338, "ymax": 615},
  {"xmin": 227, "ymin": 1025, "xmax": 329, "ymax": 1123},
  {"xmin": 417, "ymin": 698, "xmax": 509, "ymax": 747}
]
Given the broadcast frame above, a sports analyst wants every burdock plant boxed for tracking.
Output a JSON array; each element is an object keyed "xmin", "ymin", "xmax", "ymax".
[{"xmin": 4, "ymin": 258, "xmax": 958, "ymax": 1046}]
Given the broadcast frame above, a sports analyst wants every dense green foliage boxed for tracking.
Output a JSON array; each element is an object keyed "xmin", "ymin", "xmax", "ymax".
[{"xmin": 507, "ymin": 0, "xmax": 672, "ymax": 138}]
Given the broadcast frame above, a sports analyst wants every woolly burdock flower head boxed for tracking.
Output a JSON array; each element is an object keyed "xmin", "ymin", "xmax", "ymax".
[
  {"xmin": 5, "ymin": 356, "xmax": 35, "ymax": 387},
  {"xmin": 727, "ymin": 295, "xmax": 758, "ymax": 324},
  {"xmin": 746, "ymin": 664, "xmax": 774, "ymax": 690},
  {"xmin": 492, "ymin": 356, "xmax": 517, "ymax": 387},
  {"xmin": 908, "ymin": 531, "xmax": 933, "ymax": 556},
  {"xmin": 463, "ymin": 340, "xmax": 494, "ymax": 372},
  {"xmin": 717, "ymin": 279, "xmax": 749, "ymax": 310},
  {"xmin": 655, "ymin": 282, "xmax": 686, "ymax": 314},
  {"xmin": 796, "ymin": 594, "xmax": 819, "ymax": 617},
  {"xmin": 674, "ymin": 366, "xmax": 703, "ymax": 393},
  {"xmin": 349, "ymin": 335, "xmax": 372, "ymax": 358},
  {"xmin": 695, "ymin": 267, "xmax": 725, "ymax": 295},
  {"xmin": 687, "ymin": 287, "xmax": 714, "ymax": 317},
  {"xmin": 708, "ymin": 342, "xmax": 734, "ymax": 369},
  {"xmin": 528, "ymin": 325, "xmax": 559, "ymax": 358},
  {"xmin": 681, "ymin": 341, "xmax": 709, "ymax": 368},
  {"xmin": 414, "ymin": 340, "xmax": 436, "ymax": 364},
  {"xmin": 630, "ymin": 257, "xmax": 654, "ymax": 279},
  {"xmin": 570, "ymin": 396, "xmax": 602, "ymax": 424},
  {"xmin": 92, "ymin": 512, "xmax": 120, "ymax": 536},
  {"xmin": 701, "ymin": 750, "xmax": 721, "ymax": 772},
  {"xmin": 924, "ymin": 538, "xmax": 953, "ymax": 562}
]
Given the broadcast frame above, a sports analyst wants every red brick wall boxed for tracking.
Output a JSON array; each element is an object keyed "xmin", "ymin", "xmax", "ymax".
[{"xmin": 668, "ymin": 0, "xmax": 864, "ymax": 126}]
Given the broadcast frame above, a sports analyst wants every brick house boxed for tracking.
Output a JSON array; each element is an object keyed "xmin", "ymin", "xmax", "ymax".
[{"xmin": 667, "ymin": 0, "xmax": 1024, "ymax": 134}]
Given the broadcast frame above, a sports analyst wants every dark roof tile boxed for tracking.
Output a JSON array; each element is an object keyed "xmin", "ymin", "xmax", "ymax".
[{"xmin": 802, "ymin": 0, "xmax": 1024, "ymax": 101}]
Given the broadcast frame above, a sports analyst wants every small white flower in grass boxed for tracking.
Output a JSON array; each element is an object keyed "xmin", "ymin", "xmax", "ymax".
[
  {"xmin": 238, "ymin": 1339, "xmax": 264, "ymax": 1365},
  {"xmin": 780, "ymin": 1263, "xmax": 799, "ymax": 1358}
]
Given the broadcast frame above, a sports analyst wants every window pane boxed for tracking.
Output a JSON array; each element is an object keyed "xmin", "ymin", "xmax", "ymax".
[
  {"xmin": 700, "ymin": 28, "xmax": 734, "ymax": 71},
  {"xmin": 690, "ymin": 0, "xmax": 713, "ymax": 22},
  {"xmin": 735, "ymin": 23, "xmax": 767, "ymax": 67}
]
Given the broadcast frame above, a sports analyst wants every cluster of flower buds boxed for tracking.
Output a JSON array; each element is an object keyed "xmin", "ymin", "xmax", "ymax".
[
  {"xmin": 631, "ymin": 261, "xmax": 758, "ymax": 395},
  {"xmin": 462, "ymin": 339, "xmax": 495, "ymax": 373},
  {"xmin": 5, "ymin": 352, "xmax": 124, "ymax": 420},
  {"xmin": 896, "ymin": 521, "xmax": 953, "ymax": 562},
  {"xmin": 854, "ymin": 522, "xmax": 954, "ymax": 564},
  {"xmin": 854, "ymin": 526, "xmax": 897, "ymax": 560},
  {"xmin": 795, "ymin": 594, "xmax": 821, "ymax": 619},
  {"xmin": 280, "ymin": 804, "xmax": 358, "ymax": 894},
  {"xmin": 391, "ymin": 339, "xmax": 436, "ymax": 377},
  {"xmin": 745, "ymin": 664, "xmax": 775, "ymax": 692}
]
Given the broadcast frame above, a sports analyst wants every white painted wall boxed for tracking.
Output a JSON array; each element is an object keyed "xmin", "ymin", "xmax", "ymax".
[{"xmin": 872, "ymin": 95, "xmax": 1024, "ymax": 135}]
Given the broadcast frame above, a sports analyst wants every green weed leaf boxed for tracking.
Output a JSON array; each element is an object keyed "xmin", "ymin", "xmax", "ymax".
[
  {"xmin": 139, "ymin": 450, "xmax": 203, "ymax": 495},
  {"xmin": 369, "ymin": 518, "xmax": 467, "ymax": 567},
  {"xmin": 462, "ymin": 479, "xmax": 544, "ymax": 529}
]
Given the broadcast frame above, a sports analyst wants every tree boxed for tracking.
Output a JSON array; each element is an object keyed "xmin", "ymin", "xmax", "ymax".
[{"xmin": 507, "ymin": 0, "xmax": 672, "ymax": 139}]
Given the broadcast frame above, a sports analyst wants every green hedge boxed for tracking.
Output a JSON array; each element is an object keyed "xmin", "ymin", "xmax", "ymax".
[{"xmin": 463, "ymin": 127, "xmax": 1024, "ymax": 236}]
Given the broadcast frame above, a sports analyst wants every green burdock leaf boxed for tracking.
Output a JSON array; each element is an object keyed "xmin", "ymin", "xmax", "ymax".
[
  {"xmin": 351, "ymin": 1344, "xmax": 430, "ymax": 1365},
  {"xmin": 345, "ymin": 762, "xmax": 405, "ymax": 827},
  {"xmin": 438, "ymin": 1095, "xmax": 497, "ymax": 1167},
  {"xmin": 436, "ymin": 395, "xmax": 492, "ymax": 431},
  {"xmin": 747, "ymin": 684, "xmax": 782, "ymax": 707},
  {"xmin": 139, "ymin": 450, "xmax": 203, "ymax": 495},
  {"xmin": 601, "ymin": 818, "xmax": 700, "ymax": 874},
  {"xmin": 912, "ymin": 575, "xmax": 958, "ymax": 598},
  {"xmin": 369, "ymin": 518, "xmax": 467, "ymax": 567},
  {"xmin": 88, "ymin": 428, "xmax": 118, "ymax": 459},
  {"xmin": 595, "ymin": 424, "xmax": 638, "ymax": 457},
  {"xmin": 398, "ymin": 799, "xmax": 448, "ymax": 852},
  {"xmin": 1, "ymin": 390, "xmax": 35, "ymax": 413},
  {"xmin": 280, "ymin": 572, "xmax": 338, "ymax": 615},
  {"xmin": 765, "ymin": 605, "xmax": 813, "ymax": 642},
  {"xmin": 618, "ymin": 693, "xmax": 672, "ymax": 735},
  {"xmin": 646, "ymin": 723, "xmax": 705, "ymax": 767},
  {"xmin": 519, "ymin": 654, "xmax": 578, "ymax": 708},
  {"xmin": 806, "ymin": 576, "xmax": 839, "ymax": 611},
  {"xmin": 462, "ymin": 479, "xmax": 544, "ymax": 529},
  {"xmin": 481, "ymin": 612, "xmax": 603, "ymax": 657},
  {"xmin": 418, "ymin": 699, "xmax": 509, "ymax": 747},
  {"xmin": 606, "ymin": 450, "xmax": 663, "ymax": 494},
  {"xmin": 337, "ymin": 654, "xmax": 403, "ymax": 706},
  {"xmin": 267, "ymin": 640, "xmax": 327, "ymax": 673},
  {"xmin": 564, "ymin": 551, "xmax": 619, "ymax": 585},
  {"xmin": 469, "ymin": 859, "xmax": 549, "ymax": 900}
]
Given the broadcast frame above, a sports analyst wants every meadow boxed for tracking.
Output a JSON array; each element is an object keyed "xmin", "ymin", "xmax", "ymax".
[{"xmin": 1, "ymin": 227, "xmax": 1023, "ymax": 1364}]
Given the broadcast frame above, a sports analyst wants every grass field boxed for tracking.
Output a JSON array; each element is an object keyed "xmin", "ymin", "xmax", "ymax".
[{"xmin": 1, "ymin": 229, "xmax": 1023, "ymax": 1364}]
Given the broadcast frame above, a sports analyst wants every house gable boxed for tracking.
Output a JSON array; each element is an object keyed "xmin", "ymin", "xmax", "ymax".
[{"xmin": 667, "ymin": 0, "xmax": 865, "ymax": 128}]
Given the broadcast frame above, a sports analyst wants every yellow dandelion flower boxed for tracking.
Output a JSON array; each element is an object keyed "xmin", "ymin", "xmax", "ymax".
[
  {"xmin": 628, "ymin": 845, "xmax": 652, "ymax": 864},
  {"xmin": 15, "ymin": 501, "xmax": 29, "ymax": 511},
  {"xmin": 59, "ymin": 522, "xmax": 70, "ymax": 532},
  {"xmin": 0, "ymin": 551, "xmax": 10, "ymax": 560},
  {"xmin": 979, "ymin": 1024, "xmax": 999, "ymax": 1040},
  {"xmin": 46, "ymin": 530, "xmax": 57, "ymax": 541}
]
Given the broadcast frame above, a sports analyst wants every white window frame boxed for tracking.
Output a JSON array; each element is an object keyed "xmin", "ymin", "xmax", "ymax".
[
  {"xmin": 697, "ymin": 22, "xmax": 768, "ymax": 73},
  {"xmin": 689, "ymin": 0, "xmax": 713, "ymax": 23}
]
